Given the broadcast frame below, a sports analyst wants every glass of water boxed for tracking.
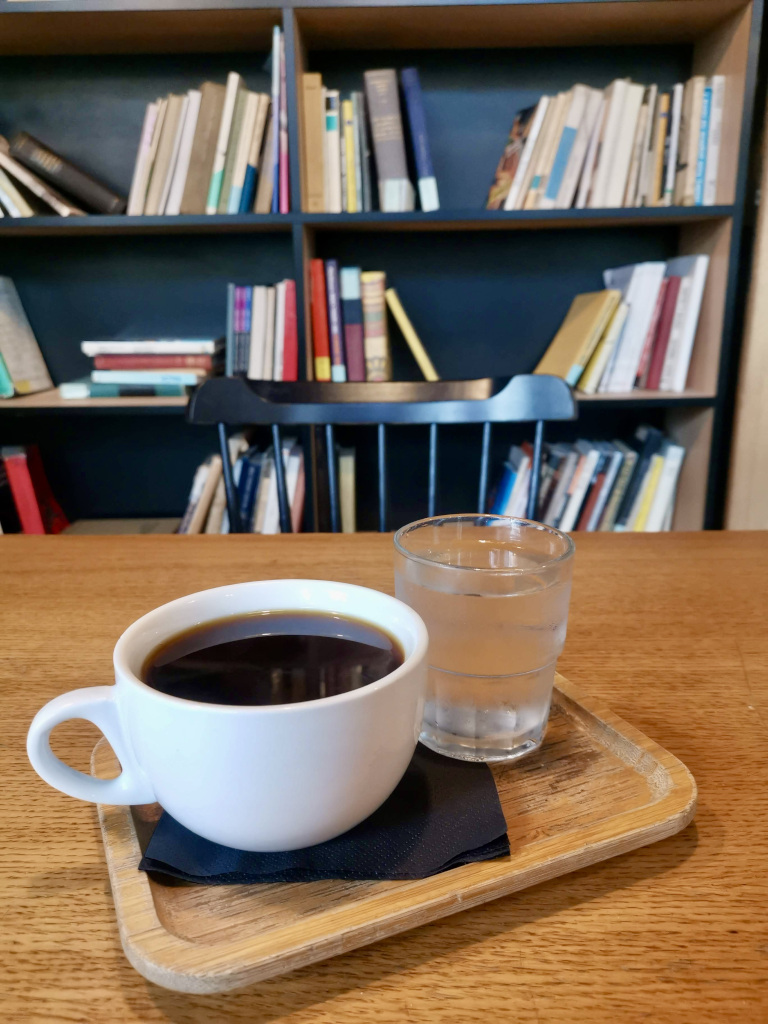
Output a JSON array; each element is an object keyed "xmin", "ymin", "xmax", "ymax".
[{"xmin": 394, "ymin": 514, "xmax": 574, "ymax": 763}]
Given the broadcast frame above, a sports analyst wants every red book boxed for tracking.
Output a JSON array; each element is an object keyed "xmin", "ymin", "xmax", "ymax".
[
  {"xmin": 646, "ymin": 276, "xmax": 682, "ymax": 391},
  {"xmin": 282, "ymin": 279, "xmax": 298, "ymax": 382},
  {"xmin": 635, "ymin": 278, "xmax": 668, "ymax": 388},
  {"xmin": 2, "ymin": 445, "xmax": 68, "ymax": 534},
  {"xmin": 577, "ymin": 471, "xmax": 606, "ymax": 531},
  {"xmin": 310, "ymin": 259, "xmax": 331, "ymax": 381},
  {"xmin": 93, "ymin": 355, "xmax": 213, "ymax": 370}
]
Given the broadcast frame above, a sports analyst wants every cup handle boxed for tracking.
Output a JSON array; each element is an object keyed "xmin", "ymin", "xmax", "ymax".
[{"xmin": 27, "ymin": 686, "xmax": 156, "ymax": 805}]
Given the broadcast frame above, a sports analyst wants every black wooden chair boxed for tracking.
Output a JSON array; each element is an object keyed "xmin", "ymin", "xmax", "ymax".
[{"xmin": 187, "ymin": 374, "xmax": 577, "ymax": 533}]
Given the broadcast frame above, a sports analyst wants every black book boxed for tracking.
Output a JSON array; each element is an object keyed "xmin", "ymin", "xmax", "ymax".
[
  {"xmin": 9, "ymin": 132, "xmax": 127, "ymax": 214},
  {"xmin": 614, "ymin": 426, "xmax": 665, "ymax": 530},
  {"xmin": 0, "ymin": 456, "xmax": 21, "ymax": 534}
]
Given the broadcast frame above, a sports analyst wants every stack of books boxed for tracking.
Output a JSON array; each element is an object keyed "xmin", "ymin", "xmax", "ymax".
[
  {"xmin": 0, "ymin": 278, "xmax": 53, "ymax": 398},
  {"xmin": 535, "ymin": 255, "xmax": 709, "ymax": 394},
  {"xmin": 59, "ymin": 339, "xmax": 222, "ymax": 399},
  {"xmin": 489, "ymin": 426, "xmax": 685, "ymax": 533},
  {"xmin": 310, "ymin": 261, "xmax": 438, "ymax": 382},
  {"xmin": 0, "ymin": 445, "xmax": 68, "ymax": 534},
  {"xmin": 302, "ymin": 67, "xmax": 438, "ymax": 214},
  {"xmin": 128, "ymin": 29, "xmax": 289, "ymax": 217},
  {"xmin": 488, "ymin": 75, "xmax": 725, "ymax": 211},
  {"xmin": 0, "ymin": 133, "xmax": 125, "ymax": 218},
  {"xmin": 225, "ymin": 280, "xmax": 298, "ymax": 380}
]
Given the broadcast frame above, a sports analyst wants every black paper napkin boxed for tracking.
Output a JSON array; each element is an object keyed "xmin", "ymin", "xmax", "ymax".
[{"xmin": 139, "ymin": 745, "xmax": 510, "ymax": 884}]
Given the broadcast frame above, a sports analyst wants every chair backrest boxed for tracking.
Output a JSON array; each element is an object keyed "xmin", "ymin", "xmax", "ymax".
[{"xmin": 187, "ymin": 374, "xmax": 577, "ymax": 533}]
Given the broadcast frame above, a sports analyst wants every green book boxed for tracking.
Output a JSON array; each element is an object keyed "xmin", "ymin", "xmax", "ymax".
[{"xmin": 217, "ymin": 88, "xmax": 249, "ymax": 214}]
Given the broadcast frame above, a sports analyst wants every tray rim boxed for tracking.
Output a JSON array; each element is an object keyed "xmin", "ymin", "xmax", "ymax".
[{"xmin": 93, "ymin": 674, "xmax": 697, "ymax": 994}]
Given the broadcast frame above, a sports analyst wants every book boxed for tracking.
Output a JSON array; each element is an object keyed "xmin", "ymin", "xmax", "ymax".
[
  {"xmin": 90, "ymin": 370, "xmax": 203, "ymax": 386},
  {"xmin": 663, "ymin": 83, "xmax": 684, "ymax": 206},
  {"xmin": 574, "ymin": 93, "xmax": 606, "ymax": 208},
  {"xmin": 602, "ymin": 261, "xmax": 666, "ymax": 392},
  {"xmin": 694, "ymin": 81, "xmax": 712, "ymax": 205},
  {"xmin": 278, "ymin": 32, "xmax": 289, "ymax": 214},
  {"xmin": 323, "ymin": 90, "xmax": 342, "ymax": 214},
  {"xmin": 645, "ymin": 275, "xmax": 682, "ymax": 391},
  {"xmin": 623, "ymin": 96, "xmax": 649, "ymax": 206},
  {"xmin": 0, "ymin": 456, "xmax": 21, "ymax": 533},
  {"xmin": 385, "ymin": 287, "xmax": 439, "ymax": 381},
  {"xmin": 542, "ymin": 448, "xmax": 579, "ymax": 527},
  {"xmin": 648, "ymin": 91, "xmax": 670, "ymax": 206},
  {"xmin": 675, "ymin": 76, "xmax": 706, "ymax": 206},
  {"xmin": 401, "ymin": 67, "xmax": 439, "ymax": 213},
  {"xmin": 557, "ymin": 88, "xmax": 603, "ymax": 210},
  {"xmin": 58, "ymin": 378, "xmax": 187, "ymax": 399},
  {"xmin": 159, "ymin": 92, "xmax": 190, "ymax": 214},
  {"xmin": 2, "ymin": 445, "xmax": 68, "ymax": 534},
  {"xmin": 578, "ymin": 301, "xmax": 629, "ymax": 395},
  {"xmin": 247, "ymin": 286, "xmax": 267, "ymax": 379},
  {"xmin": 290, "ymin": 446, "xmax": 306, "ymax": 532},
  {"xmin": 127, "ymin": 103, "xmax": 161, "ymax": 216},
  {"xmin": 634, "ymin": 277, "xmax": 669, "ymax": 387},
  {"xmin": 227, "ymin": 90, "xmax": 259, "ymax": 214},
  {"xmin": 342, "ymin": 99, "xmax": 358, "ymax": 213},
  {"xmin": 179, "ymin": 460, "xmax": 210, "ymax": 533},
  {"xmin": 283, "ymin": 279, "xmax": 298, "ymax": 382},
  {"xmin": 187, "ymin": 454, "xmax": 222, "ymax": 534},
  {"xmin": 559, "ymin": 444, "xmax": 601, "ymax": 532},
  {"xmin": 225, "ymin": 281, "xmax": 236, "ymax": 376},
  {"xmin": 364, "ymin": 69, "xmax": 414, "ymax": 212},
  {"xmin": 589, "ymin": 79, "xmax": 629, "ymax": 208},
  {"xmin": 659, "ymin": 254, "xmax": 709, "ymax": 392},
  {"xmin": 351, "ymin": 95, "xmax": 364, "ymax": 212},
  {"xmin": 703, "ymin": 76, "xmax": 725, "ymax": 206},
  {"xmin": 240, "ymin": 93, "xmax": 270, "ymax": 213},
  {"xmin": 80, "ymin": 339, "xmax": 218, "ymax": 355},
  {"xmin": 361, "ymin": 271, "xmax": 391, "ymax": 381},
  {"xmin": 576, "ymin": 447, "xmax": 611, "ymax": 530},
  {"xmin": 540, "ymin": 85, "xmax": 589, "ymax": 210},
  {"xmin": 272, "ymin": 280, "xmax": 287, "ymax": 381},
  {"xmin": 144, "ymin": 93, "xmax": 186, "ymax": 216},
  {"xmin": 604, "ymin": 82, "xmax": 644, "ymax": 208},
  {"xmin": 631, "ymin": 451, "xmax": 665, "ymax": 531},
  {"xmin": 535, "ymin": 290, "xmax": 621, "ymax": 386},
  {"xmin": 586, "ymin": 445, "xmax": 625, "ymax": 530},
  {"xmin": 339, "ymin": 102, "xmax": 348, "ymax": 207},
  {"xmin": 270, "ymin": 27, "xmax": 281, "ymax": 215},
  {"xmin": 634, "ymin": 84, "xmax": 658, "ymax": 206},
  {"xmin": 0, "ymin": 167, "xmax": 34, "ymax": 217},
  {"xmin": 504, "ymin": 96, "xmax": 550, "ymax": 210},
  {"xmin": 310, "ymin": 259, "xmax": 332, "ymax": 380},
  {"xmin": 339, "ymin": 448, "xmax": 356, "ymax": 532},
  {"xmin": 179, "ymin": 82, "xmax": 226, "ymax": 215},
  {"xmin": 597, "ymin": 444, "xmax": 637, "ymax": 531},
  {"xmin": 355, "ymin": 91, "xmax": 373, "ymax": 212},
  {"xmin": 254, "ymin": 111, "xmax": 275, "ymax": 213},
  {"xmin": 93, "ymin": 354, "xmax": 213, "ymax": 370},
  {"xmin": 302, "ymin": 73, "xmax": 326, "ymax": 213},
  {"xmin": 325, "ymin": 260, "xmax": 347, "ymax": 381},
  {"xmin": 204, "ymin": 476, "xmax": 227, "ymax": 534},
  {"xmin": 645, "ymin": 443, "xmax": 685, "ymax": 531},
  {"xmin": 524, "ymin": 90, "xmax": 570, "ymax": 209},
  {"xmin": 165, "ymin": 89, "xmax": 202, "ymax": 216},
  {"xmin": 0, "ymin": 138, "xmax": 85, "ymax": 216},
  {"xmin": 218, "ymin": 86, "xmax": 249, "ymax": 213},
  {"xmin": 206, "ymin": 71, "xmax": 243, "ymax": 214},
  {"xmin": 9, "ymin": 131, "xmax": 126, "ymax": 214},
  {"xmin": 489, "ymin": 461, "xmax": 517, "ymax": 515},
  {"xmin": 0, "ymin": 278, "xmax": 52, "ymax": 396},
  {"xmin": 262, "ymin": 286, "xmax": 276, "ymax": 380},
  {"xmin": 339, "ymin": 266, "xmax": 366, "ymax": 382},
  {"xmin": 613, "ymin": 426, "xmax": 664, "ymax": 530},
  {"xmin": 487, "ymin": 105, "xmax": 536, "ymax": 211}
]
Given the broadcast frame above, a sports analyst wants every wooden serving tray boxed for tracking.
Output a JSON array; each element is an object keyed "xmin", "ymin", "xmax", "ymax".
[{"xmin": 92, "ymin": 674, "xmax": 696, "ymax": 994}]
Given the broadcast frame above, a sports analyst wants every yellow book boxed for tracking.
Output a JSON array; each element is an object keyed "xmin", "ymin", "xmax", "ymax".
[
  {"xmin": 384, "ymin": 288, "xmax": 439, "ymax": 381},
  {"xmin": 632, "ymin": 453, "xmax": 665, "ymax": 531},
  {"xmin": 535, "ymin": 289, "xmax": 621, "ymax": 386},
  {"xmin": 342, "ymin": 99, "xmax": 357, "ymax": 213},
  {"xmin": 578, "ymin": 301, "xmax": 628, "ymax": 394},
  {"xmin": 651, "ymin": 92, "xmax": 670, "ymax": 206}
]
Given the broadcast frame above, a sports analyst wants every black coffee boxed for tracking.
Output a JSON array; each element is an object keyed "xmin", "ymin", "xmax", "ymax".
[{"xmin": 142, "ymin": 610, "xmax": 404, "ymax": 706}]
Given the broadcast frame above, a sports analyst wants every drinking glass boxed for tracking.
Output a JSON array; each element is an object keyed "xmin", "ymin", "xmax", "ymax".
[{"xmin": 394, "ymin": 514, "xmax": 574, "ymax": 762}]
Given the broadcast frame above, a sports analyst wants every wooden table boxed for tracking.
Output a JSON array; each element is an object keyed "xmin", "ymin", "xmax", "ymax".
[{"xmin": 2, "ymin": 533, "xmax": 767, "ymax": 1023}]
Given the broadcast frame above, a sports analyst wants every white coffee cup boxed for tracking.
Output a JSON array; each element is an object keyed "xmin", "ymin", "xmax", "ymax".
[{"xmin": 27, "ymin": 579, "xmax": 428, "ymax": 852}]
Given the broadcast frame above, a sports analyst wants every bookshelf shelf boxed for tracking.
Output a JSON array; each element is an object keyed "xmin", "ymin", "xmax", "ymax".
[{"xmin": 0, "ymin": 0, "xmax": 760, "ymax": 529}]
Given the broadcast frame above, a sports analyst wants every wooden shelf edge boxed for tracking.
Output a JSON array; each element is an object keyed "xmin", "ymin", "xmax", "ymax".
[
  {"xmin": 0, "ymin": 391, "xmax": 188, "ymax": 411},
  {"xmin": 577, "ymin": 390, "xmax": 717, "ymax": 406}
]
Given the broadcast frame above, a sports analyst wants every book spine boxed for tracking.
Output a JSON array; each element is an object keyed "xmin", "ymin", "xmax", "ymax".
[
  {"xmin": 694, "ymin": 85, "xmax": 712, "ymax": 205},
  {"xmin": 241, "ymin": 286, "xmax": 252, "ymax": 373},
  {"xmin": 351, "ymin": 93, "xmax": 363, "ymax": 213},
  {"xmin": 663, "ymin": 83, "xmax": 683, "ymax": 206},
  {"xmin": 364, "ymin": 69, "xmax": 414, "ymax": 213},
  {"xmin": 302, "ymin": 74, "xmax": 326, "ymax": 213},
  {"xmin": 282, "ymin": 279, "xmax": 298, "ymax": 381},
  {"xmin": 218, "ymin": 89, "xmax": 247, "ymax": 214},
  {"xmin": 324, "ymin": 260, "xmax": 347, "ymax": 381},
  {"xmin": 506, "ymin": 95, "xmax": 550, "ymax": 210},
  {"xmin": 703, "ymin": 76, "xmax": 725, "ymax": 205},
  {"xmin": 272, "ymin": 280, "xmax": 286, "ymax": 380},
  {"xmin": 228, "ymin": 92, "xmax": 257, "ymax": 214},
  {"xmin": 9, "ymin": 132, "xmax": 126, "ymax": 214},
  {"xmin": 339, "ymin": 127, "xmax": 348, "ymax": 213},
  {"xmin": 207, "ymin": 72, "xmax": 241, "ymax": 214},
  {"xmin": 159, "ymin": 93, "xmax": 189, "ymax": 215},
  {"xmin": 2, "ymin": 450, "xmax": 45, "ymax": 533},
  {"xmin": 254, "ymin": 112, "xmax": 275, "ymax": 213},
  {"xmin": 93, "ymin": 355, "xmax": 212, "ymax": 370},
  {"xmin": 90, "ymin": 370, "xmax": 202, "ymax": 385},
  {"xmin": 81, "ymin": 340, "xmax": 216, "ymax": 355},
  {"xmin": 279, "ymin": 33, "xmax": 290, "ymax": 214},
  {"xmin": 89, "ymin": 383, "xmax": 186, "ymax": 397},
  {"xmin": 360, "ymin": 271, "xmax": 391, "ymax": 381},
  {"xmin": 310, "ymin": 259, "xmax": 332, "ymax": 380},
  {"xmin": 324, "ymin": 90, "xmax": 342, "ymax": 214},
  {"xmin": 0, "ymin": 150, "xmax": 84, "ymax": 217},
  {"xmin": 339, "ymin": 267, "xmax": 366, "ymax": 382},
  {"xmin": 401, "ymin": 67, "xmax": 439, "ymax": 212},
  {"xmin": 270, "ymin": 27, "xmax": 281, "ymax": 214},
  {"xmin": 225, "ymin": 282, "xmax": 236, "ymax": 376},
  {"xmin": 356, "ymin": 91, "xmax": 373, "ymax": 212},
  {"xmin": 342, "ymin": 99, "xmax": 358, "ymax": 213},
  {"xmin": 645, "ymin": 276, "xmax": 681, "ymax": 391},
  {"xmin": 166, "ymin": 90, "xmax": 202, "ymax": 216},
  {"xmin": 650, "ymin": 93, "xmax": 670, "ymax": 205},
  {"xmin": 180, "ymin": 82, "xmax": 225, "ymax": 215},
  {"xmin": 635, "ymin": 278, "xmax": 668, "ymax": 388},
  {"xmin": 599, "ymin": 452, "xmax": 637, "ymax": 531},
  {"xmin": 127, "ymin": 102, "xmax": 159, "ymax": 216}
]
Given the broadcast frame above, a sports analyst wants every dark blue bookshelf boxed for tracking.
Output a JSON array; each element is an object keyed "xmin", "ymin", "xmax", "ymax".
[{"xmin": 0, "ymin": 0, "xmax": 762, "ymax": 528}]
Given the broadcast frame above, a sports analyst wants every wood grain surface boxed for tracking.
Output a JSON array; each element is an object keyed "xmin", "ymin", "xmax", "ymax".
[{"xmin": 2, "ymin": 532, "xmax": 767, "ymax": 1022}]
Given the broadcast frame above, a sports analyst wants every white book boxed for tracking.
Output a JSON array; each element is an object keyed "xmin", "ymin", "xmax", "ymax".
[
  {"xmin": 663, "ymin": 83, "xmax": 684, "ymax": 206},
  {"xmin": 540, "ymin": 85, "xmax": 590, "ymax": 210},
  {"xmin": 247, "ymin": 286, "xmax": 268, "ymax": 379},
  {"xmin": 502, "ymin": 452, "xmax": 531, "ymax": 518},
  {"xmin": 559, "ymin": 447, "xmax": 600, "ymax": 533},
  {"xmin": 504, "ymin": 95, "xmax": 550, "ymax": 211},
  {"xmin": 635, "ymin": 84, "xmax": 658, "ymax": 206},
  {"xmin": 206, "ymin": 71, "xmax": 243, "ymax": 214},
  {"xmin": 575, "ymin": 95, "xmax": 606, "ymax": 209},
  {"xmin": 323, "ymin": 89, "xmax": 342, "ymax": 214},
  {"xmin": 589, "ymin": 79, "xmax": 630, "ymax": 208},
  {"xmin": 135, "ymin": 97, "xmax": 167, "ymax": 216},
  {"xmin": 352, "ymin": 92, "xmax": 364, "ymax": 213},
  {"xmin": 623, "ymin": 101, "xmax": 649, "ymax": 206},
  {"xmin": 586, "ymin": 447, "xmax": 624, "ymax": 531},
  {"xmin": 602, "ymin": 262, "xmax": 666, "ymax": 392},
  {"xmin": 556, "ymin": 88, "xmax": 603, "ymax": 209},
  {"xmin": 604, "ymin": 82, "xmax": 644, "ymax": 208},
  {"xmin": 703, "ymin": 75, "xmax": 725, "ymax": 205},
  {"xmin": 158, "ymin": 93, "xmax": 189, "ymax": 214},
  {"xmin": 0, "ymin": 168, "xmax": 33, "ymax": 216},
  {"xmin": 81, "ymin": 339, "xmax": 216, "ymax": 356},
  {"xmin": 127, "ymin": 102, "xmax": 159, "ymax": 216},
  {"xmin": 165, "ymin": 90, "xmax": 201, "ymax": 216},
  {"xmin": 227, "ymin": 91, "xmax": 259, "ymax": 214},
  {"xmin": 179, "ymin": 461, "xmax": 210, "ymax": 534},
  {"xmin": 645, "ymin": 444, "xmax": 685, "ymax": 531},
  {"xmin": 272, "ymin": 280, "xmax": 287, "ymax": 381},
  {"xmin": 524, "ymin": 91, "xmax": 569, "ymax": 209},
  {"xmin": 659, "ymin": 254, "xmax": 709, "ymax": 391},
  {"xmin": 579, "ymin": 302, "xmax": 629, "ymax": 395},
  {"xmin": 542, "ymin": 449, "xmax": 579, "ymax": 527},
  {"xmin": 261, "ymin": 439, "xmax": 296, "ymax": 534},
  {"xmin": 262, "ymin": 286, "xmax": 276, "ymax": 379}
]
